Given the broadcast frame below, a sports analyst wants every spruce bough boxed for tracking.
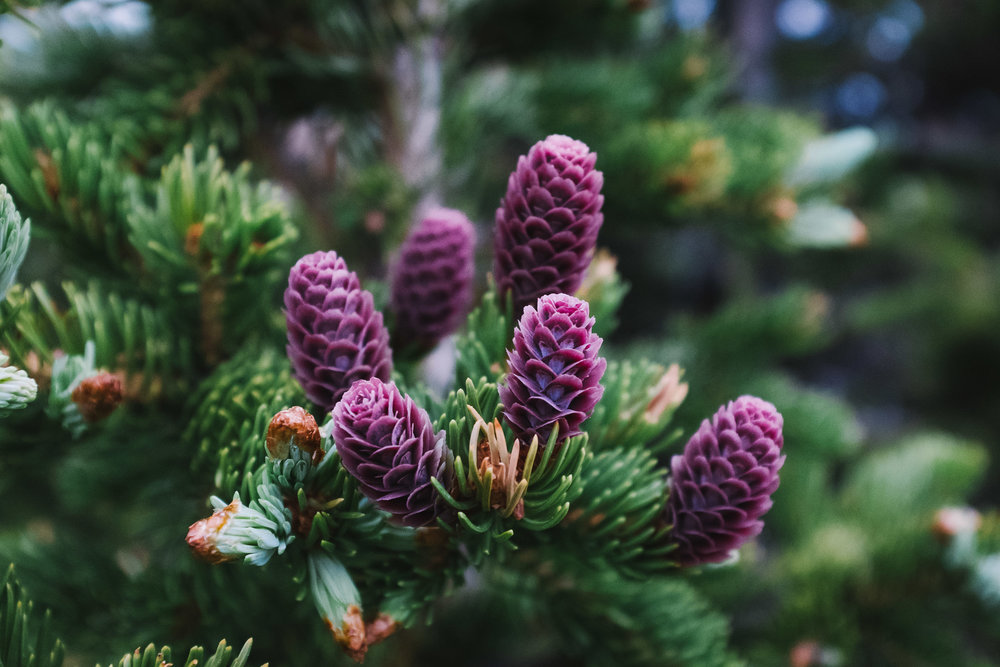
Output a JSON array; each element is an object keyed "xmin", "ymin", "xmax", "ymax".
[{"xmin": 183, "ymin": 135, "xmax": 787, "ymax": 661}]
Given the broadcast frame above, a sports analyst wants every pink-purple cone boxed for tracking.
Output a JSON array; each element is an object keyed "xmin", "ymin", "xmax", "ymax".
[
  {"xmin": 500, "ymin": 293, "xmax": 606, "ymax": 448},
  {"xmin": 332, "ymin": 378, "xmax": 453, "ymax": 527},
  {"xmin": 493, "ymin": 135, "xmax": 604, "ymax": 314},
  {"xmin": 390, "ymin": 207, "xmax": 477, "ymax": 349},
  {"xmin": 667, "ymin": 396, "xmax": 785, "ymax": 566},
  {"xmin": 284, "ymin": 251, "xmax": 392, "ymax": 413}
]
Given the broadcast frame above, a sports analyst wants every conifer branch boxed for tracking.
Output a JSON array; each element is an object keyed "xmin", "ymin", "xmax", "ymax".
[{"xmin": 0, "ymin": 282, "xmax": 191, "ymax": 399}]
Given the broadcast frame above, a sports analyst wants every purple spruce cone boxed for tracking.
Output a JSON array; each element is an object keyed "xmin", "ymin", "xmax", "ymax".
[
  {"xmin": 390, "ymin": 207, "xmax": 477, "ymax": 349},
  {"xmin": 494, "ymin": 134, "xmax": 604, "ymax": 314},
  {"xmin": 285, "ymin": 250, "xmax": 392, "ymax": 413},
  {"xmin": 667, "ymin": 396, "xmax": 785, "ymax": 566},
  {"xmin": 332, "ymin": 378, "xmax": 453, "ymax": 527},
  {"xmin": 500, "ymin": 293, "xmax": 606, "ymax": 448}
]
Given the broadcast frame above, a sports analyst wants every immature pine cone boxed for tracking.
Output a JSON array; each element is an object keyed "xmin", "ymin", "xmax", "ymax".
[
  {"xmin": 332, "ymin": 378, "xmax": 453, "ymax": 527},
  {"xmin": 494, "ymin": 134, "xmax": 604, "ymax": 314},
  {"xmin": 285, "ymin": 251, "xmax": 392, "ymax": 413},
  {"xmin": 667, "ymin": 396, "xmax": 785, "ymax": 566},
  {"xmin": 390, "ymin": 207, "xmax": 476, "ymax": 349},
  {"xmin": 500, "ymin": 293, "xmax": 606, "ymax": 448},
  {"xmin": 70, "ymin": 372, "xmax": 124, "ymax": 423}
]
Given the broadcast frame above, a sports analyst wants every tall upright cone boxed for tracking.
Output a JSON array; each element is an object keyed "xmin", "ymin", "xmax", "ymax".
[
  {"xmin": 390, "ymin": 207, "xmax": 476, "ymax": 350},
  {"xmin": 667, "ymin": 396, "xmax": 785, "ymax": 566},
  {"xmin": 500, "ymin": 293, "xmax": 606, "ymax": 449},
  {"xmin": 494, "ymin": 135, "xmax": 604, "ymax": 314},
  {"xmin": 332, "ymin": 378, "xmax": 454, "ymax": 527}
]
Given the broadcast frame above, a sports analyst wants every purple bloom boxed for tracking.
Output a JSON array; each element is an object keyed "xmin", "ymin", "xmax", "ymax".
[
  {"xmin": 285, "ymin": 251, "xmax": 392, "ymax": 413},
  {"xmin": 667, "ymin": 396, "xmax": 785, "ymax": 566},
  {"xmin": 494, "ymin": 135, "xmax": 604, "ymax": 314},
  {"xmin": 500, "ymin": 293, "xmax": 606, "ymax": 448},
  {"xmin": 332, "ymin": 378, "xmax": 453, "ymax": 527},
  {"xmin": 390, "ymin": 207, "xmax": 477, "ymax": 349}
]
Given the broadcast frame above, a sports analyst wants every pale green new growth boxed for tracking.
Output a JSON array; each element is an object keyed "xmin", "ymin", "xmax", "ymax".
[
  {"xmin": 0, "ymin": 183, "xmax": 30, "ymax": 301},
  {"xmin": 45, "ymin": 340, "xmax": 98, "ymax": 438},
  {"xmin": 204, "ymin": 488, "xmax": 295, "ymax": 567},
  {"xmin": 0, "ymin": 351, "xmax": 36, "ymax": 417}
]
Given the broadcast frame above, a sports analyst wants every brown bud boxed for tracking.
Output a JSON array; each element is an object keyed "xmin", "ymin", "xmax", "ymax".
[
  {"xmin": 329, "ymin": 604, "xmax": 367, "ymax": 663},
  {"xmin": 266, "ymin": 406, "xmax": 323, "ymax": 464},
  {"xmin": 71, "ymin": 372, "xmax": 124, "ymax": 423},
  {"xmin": 34, "ymin": 148, "xmax": 60, "ymax": 200},
  {"xmin": 364, "ymin": 613, "xmax": 399, "ymax": 648},
  {"xmin": 184, "ymin": 222, "xmax": 205, "ymax": 257},
  {"xmin": 186, "ymin": 500, "xmax": 240, "ymax": 564}
]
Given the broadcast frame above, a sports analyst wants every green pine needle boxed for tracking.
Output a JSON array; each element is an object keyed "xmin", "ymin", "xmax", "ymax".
[
  {"xmin": 108, "ymin": 639, "xmax": 256, "ymax": 667},
  {"xmin": 0, "ymin": 565, "xmax": 65, "ymax": 667}
]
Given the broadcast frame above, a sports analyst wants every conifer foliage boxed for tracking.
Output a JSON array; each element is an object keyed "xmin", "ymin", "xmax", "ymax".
[
  {"xmin": 3, "ymin": 2, "xmax": 987, "ymax": 666},
  {"xmin": 1, "ymin": 114, "xmax": 786, "ymax": 662},
  {"xmin": 389, "ymin": 207, "xmax": 476, "ymax": 352},
  {"xmin": 494, "ymin": 135, "xmax": 604, "ymax": 314},
  {"xmin": 174, "ymin": 135, "xmax": 788, "ymax": 662}
]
